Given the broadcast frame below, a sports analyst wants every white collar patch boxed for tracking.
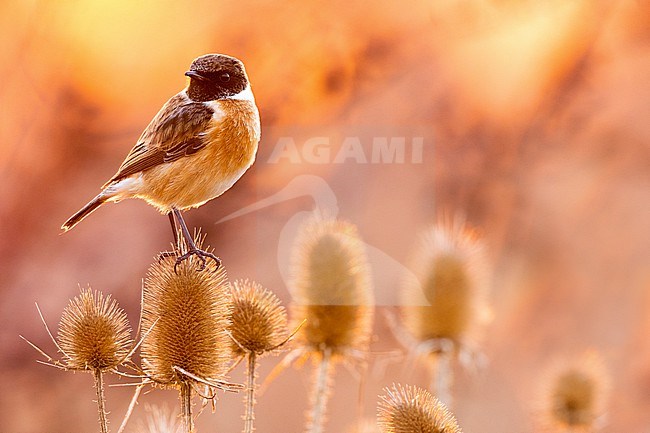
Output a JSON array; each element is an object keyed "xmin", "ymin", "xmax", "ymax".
[{"xmin": 227, "ymin": 85, "xmax": 255, "ymax": 102}]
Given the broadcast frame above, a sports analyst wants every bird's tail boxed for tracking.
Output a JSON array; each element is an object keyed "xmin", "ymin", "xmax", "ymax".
[{"xmin": 61, "ymin": 193, "xmax": 108, "ymax": 232}]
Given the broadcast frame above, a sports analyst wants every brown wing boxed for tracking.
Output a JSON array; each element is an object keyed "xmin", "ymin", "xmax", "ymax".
[{"xmin": 105, "ymin": 93, "xmax": 214, "ymax": 185}]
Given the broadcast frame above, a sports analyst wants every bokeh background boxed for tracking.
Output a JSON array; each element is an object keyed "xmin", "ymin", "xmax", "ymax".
[{"xmin": 1, "ymin": 0, "xmax": 649, "ymax": 432}]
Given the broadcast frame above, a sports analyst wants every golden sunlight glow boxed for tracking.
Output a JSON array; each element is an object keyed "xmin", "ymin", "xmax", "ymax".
[
  {"xmin": 48, "ymin": 0, "xmax": 214, "ymax": 105},
  {"xmin": 441, "ymin": 0, "xmax": 597, "ymax": 122}
]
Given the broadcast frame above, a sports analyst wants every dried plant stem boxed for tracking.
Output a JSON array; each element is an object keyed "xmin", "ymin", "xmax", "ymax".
[
  {"xmin": 243, "ymin": 352, "xmax": 257, "ymax": 433},
  {"xmin": 117, "ymin": 383, "xmax": 144, "ymax": 433},
  {"xmin": 180, "ymin": 381, "xmax": 194, "ymax": 433},
  {"xmin": 93, "ymin": 369, "xmax": 109, "ymax": 433},
  {"xmin": 430, "ymin": 351, "xmax": 453, "ymax": 407},
  {"xmin": 356, "ymin": 366, "xmax": 367, "ymax": 432},
  {"xmin": 308, "ymin": 348, "xmax": 333, "ymax": 433}
]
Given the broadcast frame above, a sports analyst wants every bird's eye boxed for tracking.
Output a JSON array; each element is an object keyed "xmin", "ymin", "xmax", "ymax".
[{"xmin": 220, "ymin": 72, "xmax": 231, "ymax": 82}]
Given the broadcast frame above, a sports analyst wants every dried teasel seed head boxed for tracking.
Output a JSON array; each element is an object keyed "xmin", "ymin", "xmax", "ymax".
[
  {"xmin": 378, "ymin": 383, "xmax": 462, "ymax": 433},
  {"xmin": 400, "ymin": 216, "xmax": 488, "ymax": 350},
  {"xmin": 228, "ymin": 279, "xmax": 288, "ymax": 356},
  {"xmin": 141, "ymin": 251, "xmax": 232, "ymax": 386},
  {"xmin": 551, "ymin": 371, "xmax": 597, "ymax": 427},
  {"xmin": 289, "ymin": 213, "xmax": 373, "ymax": 358},
  {"xmin": 57, "ymin": 287, "xmax": 132, "ymax": 371},
  {"xmin": 541, "ymin": 353, "xmax": 608, "ymax": 431}
]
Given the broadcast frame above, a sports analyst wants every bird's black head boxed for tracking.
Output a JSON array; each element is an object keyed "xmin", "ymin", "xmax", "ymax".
[{"xmin": 185, "ymin": 54, "xmax": 249, "ymax": 102}]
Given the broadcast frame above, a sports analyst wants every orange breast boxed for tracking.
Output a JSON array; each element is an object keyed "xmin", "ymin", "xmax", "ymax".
[{"xmin": 136, "ymin": 99, "xmax": 260, "ymax": 212}]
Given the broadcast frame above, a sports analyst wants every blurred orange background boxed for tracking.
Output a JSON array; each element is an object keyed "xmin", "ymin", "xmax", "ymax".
[{"xmin": 1, "ymin": 0, "xmax": 649, "ymax": 432}]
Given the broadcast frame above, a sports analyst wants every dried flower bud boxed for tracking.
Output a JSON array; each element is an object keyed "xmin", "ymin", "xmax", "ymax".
[
  {"xmin": 401, "ymin": 217, "xmax": 487, "ymax": 349},
  {"xmin": 551, "ymin": 370, "xmax": 597, "ymax": 426},
  {"xmin": 377, "ymin": 384, "xmax": 462, "ymax": 433},
  {"xmin": 229, "ymin": 279, "xmax": 288, "ymax": 356},
  {"xmin": 542, "ymin": 353, "xmax": 608, "ymax": 430},
  {"xmin": 141, "ymin": 253, "xmax": 232, "ymax": 386},
  {"xmin": 290, "ymin": 214, "xmax": 373, "ymax": 357},
  {"xmin": 57, "ymin": 287, "xmax": 131, "ymax": 371}
]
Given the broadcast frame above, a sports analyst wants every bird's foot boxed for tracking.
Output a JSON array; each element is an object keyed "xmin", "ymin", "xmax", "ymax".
[
  {"xmin": 174, "ymin": 248, "xmax": 221, "ymax": 273},
  {"xmin": 157, "ymin": 250, "xmax": 178, "ymax": 263}
]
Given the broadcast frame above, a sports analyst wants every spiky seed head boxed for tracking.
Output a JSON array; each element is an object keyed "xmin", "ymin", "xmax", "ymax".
[
  {"xmin": 228, "ymin": 279, "xmax": 288, "ymax": 356},
  {"xmin": 141, "ymin": 253, "xmax": 232, "ymax": 386},
  {"xmin": 289, "ymin": 213, "xmax": 373, "ymax": 358},
  {"xmin": 400, "ymin": 216, "xmax": 488, "ymax": 350},
  {"xmin": 377, "ymin": 383, "xmax": 462, "ymax": 433},
  {"xmin": 57, "ymin": 287, "xmax": 132, "ymax": 371},
  {"xmin": 542, "ymin": 353, "xmax": 608, "ymax": 431}
]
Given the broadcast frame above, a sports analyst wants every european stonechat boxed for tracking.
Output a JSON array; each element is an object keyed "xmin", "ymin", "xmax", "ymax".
[{"xmin": 62, "ymin": 53, "xmax": 261, "ymax": 270}]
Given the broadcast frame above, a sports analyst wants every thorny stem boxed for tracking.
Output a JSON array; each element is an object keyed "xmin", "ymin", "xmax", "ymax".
[
  {"xmin": 93, "ymin": 369, "xmax": 109, "ymax": 433},
  {"xmin": 307, "ymin": 348, "xmax": 333, "ymax": 433},
  {"xmin": 243, "ymin": 352, "xmax": 257, "ymax": 433},
  {"xmin": 180, "ymin": 381, "xmax": 194, "ymax": 433}
]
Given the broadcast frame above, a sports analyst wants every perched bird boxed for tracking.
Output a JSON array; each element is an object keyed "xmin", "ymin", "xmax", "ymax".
[{"xmin": 62, "ymin": 54, "xmax": 261, "ymax": 270}]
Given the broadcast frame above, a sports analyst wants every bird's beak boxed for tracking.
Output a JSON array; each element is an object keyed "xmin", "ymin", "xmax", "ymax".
[{"xmin": 185, "ymin": 70, "xmax": 210, "ymax": 82}]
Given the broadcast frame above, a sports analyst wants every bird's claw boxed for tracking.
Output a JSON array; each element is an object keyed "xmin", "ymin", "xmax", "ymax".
[
  {"xmin": 173, "ymin": 248, "xmax": 221, "ymax": 273},
  {"xmin": 157, "ymin": 250, "xmax": 178, "ymax": 263}
]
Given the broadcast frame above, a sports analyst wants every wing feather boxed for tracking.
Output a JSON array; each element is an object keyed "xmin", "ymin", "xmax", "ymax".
[{"xmin": 105, "ymin": 93, "xmax": 214, "ymax": 185}]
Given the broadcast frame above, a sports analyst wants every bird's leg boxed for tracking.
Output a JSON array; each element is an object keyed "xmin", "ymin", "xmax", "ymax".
[
  {"xmin": 157, "ymin": 212, "xmax": 180, "ymax": 262},
  {"xmin": 168, "ymin": 212, "xmax": 180, "ymax": 249},
  {"xmin": 173, "ymin": 208, "xmax": 221, "ymax": 272}
]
